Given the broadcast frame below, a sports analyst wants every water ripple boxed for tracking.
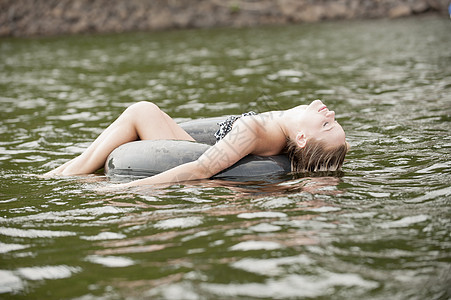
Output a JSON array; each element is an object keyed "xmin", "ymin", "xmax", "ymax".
[{"xmin": 0, "ymin": 17, "xmax": 449, "ymax": 299}]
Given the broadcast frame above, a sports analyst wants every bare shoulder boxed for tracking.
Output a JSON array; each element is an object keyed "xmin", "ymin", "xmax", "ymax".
[{"xmin": 236, "ymin": 111, "xmax": 287, "ymax": 156}]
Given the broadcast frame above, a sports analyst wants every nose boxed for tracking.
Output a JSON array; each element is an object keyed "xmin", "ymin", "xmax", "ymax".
[{"xmin": 326, "ymin": 110, "xmax": 335, "ymax": 119}]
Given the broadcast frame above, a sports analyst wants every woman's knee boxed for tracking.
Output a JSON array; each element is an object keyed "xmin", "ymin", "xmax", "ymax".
[{"xmin": 124, "ymin": 101, "xmax": 161, "ymax": 118}]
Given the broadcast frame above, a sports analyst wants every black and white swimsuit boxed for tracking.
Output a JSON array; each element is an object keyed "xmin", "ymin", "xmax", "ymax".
[{"xmin": 214, "ymin": 111, "xmax": 257, "ymax": 143}]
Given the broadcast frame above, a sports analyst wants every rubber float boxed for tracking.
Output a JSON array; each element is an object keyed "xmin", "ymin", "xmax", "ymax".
[{"xmin": 104, "ymin": 117, "xmax": 291, "ymax": 180}]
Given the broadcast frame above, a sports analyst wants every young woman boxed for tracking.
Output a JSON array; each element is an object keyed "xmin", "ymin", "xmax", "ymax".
[{"xmin": 45, "ymin": 99, "xmax": 348, "ymax": 187}]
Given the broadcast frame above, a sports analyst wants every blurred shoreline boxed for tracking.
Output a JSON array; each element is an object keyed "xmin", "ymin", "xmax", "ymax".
[{"xmin": 0, "ymin": 0, "xmax": 449, "ymax": 37}]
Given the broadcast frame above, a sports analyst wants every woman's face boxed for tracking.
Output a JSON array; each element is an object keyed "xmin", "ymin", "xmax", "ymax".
[{"xmin": 299, "ymin": 100, "xmax": 346, "ymax": 147}]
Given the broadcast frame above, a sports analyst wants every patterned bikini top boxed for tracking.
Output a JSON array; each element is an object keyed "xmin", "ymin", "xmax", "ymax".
[{"xmin": 214, "ymin": 111, "xmax": 257, "ymax": 142}]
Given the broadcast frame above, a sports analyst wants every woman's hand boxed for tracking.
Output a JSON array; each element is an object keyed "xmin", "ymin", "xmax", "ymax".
[{"xmin": 96, "ymin": 182, "xmax": 130, "ymax": 193}]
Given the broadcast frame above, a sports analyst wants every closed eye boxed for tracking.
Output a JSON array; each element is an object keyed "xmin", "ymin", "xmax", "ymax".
[{"xmin": 323, "ymin": 122, "xmax": 329, "ymax": 127}]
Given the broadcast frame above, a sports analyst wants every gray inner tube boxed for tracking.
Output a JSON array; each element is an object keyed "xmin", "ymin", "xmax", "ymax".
[{"xmin": 104, "ymin": 117, "xmax": 291, "ymax": 180}]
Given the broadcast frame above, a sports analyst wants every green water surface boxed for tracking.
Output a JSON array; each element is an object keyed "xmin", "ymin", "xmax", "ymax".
[{"xmin": 0, "ymin": 16, "xmax": 450, "ymax": 299}]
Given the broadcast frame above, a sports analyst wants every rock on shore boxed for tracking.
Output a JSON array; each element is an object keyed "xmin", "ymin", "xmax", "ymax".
[{"xmin": 0, "ymin": 0, "xmax": 448, "ymax": 37}]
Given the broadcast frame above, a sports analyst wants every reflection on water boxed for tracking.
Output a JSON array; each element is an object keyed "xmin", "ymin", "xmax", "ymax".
[{"xmin": 0, "ymin": 16, "xmax": 450, "ymax": 299}]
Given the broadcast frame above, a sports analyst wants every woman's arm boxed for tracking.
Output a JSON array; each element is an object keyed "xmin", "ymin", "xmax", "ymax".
[{"xmin": 120, "ymin": 117, "xmax": 262, "ymax": 188}]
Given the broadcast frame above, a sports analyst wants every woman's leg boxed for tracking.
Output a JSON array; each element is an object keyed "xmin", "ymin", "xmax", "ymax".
[{"xmin": 46, "ymin": 101, "xmax": 194, "ymax": 176}]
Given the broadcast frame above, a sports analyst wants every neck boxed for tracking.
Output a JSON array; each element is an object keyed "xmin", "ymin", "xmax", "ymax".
[{"xmin": 276, "ymin": 106, "xmax": 306, "ymax": 141}]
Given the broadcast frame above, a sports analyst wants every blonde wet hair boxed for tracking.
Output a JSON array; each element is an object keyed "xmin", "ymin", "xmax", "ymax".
[{"xmin": 285, "ymin": 138, "xmax": 348, "ymax": 173}]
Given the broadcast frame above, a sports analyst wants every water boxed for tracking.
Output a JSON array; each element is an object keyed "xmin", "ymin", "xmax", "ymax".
[{"xmin": 1, "ymin": 16, "xmax": 450, "ymax": 299}]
